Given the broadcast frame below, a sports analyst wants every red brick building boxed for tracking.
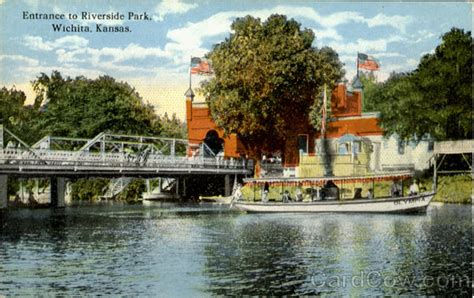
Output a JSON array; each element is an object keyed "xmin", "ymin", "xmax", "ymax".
[{"xmin": 185, "ymin": 79, "xmax": 382, "ymax": 167}]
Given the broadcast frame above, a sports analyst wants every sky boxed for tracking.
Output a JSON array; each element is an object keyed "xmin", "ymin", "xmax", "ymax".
[{"xmin": 0, "ymin": 0, "xmax": 472, "ymax": 120}]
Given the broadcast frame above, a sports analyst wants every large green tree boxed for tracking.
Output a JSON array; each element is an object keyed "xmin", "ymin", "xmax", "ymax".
[
  {"xmin": 0, "ymin": 87, "xmax": 41, "ymax": 144},
  {"xmin": 201, "ymin": 14, "xmax": 344, "ymax": 160},
  {"xmin": 32, "ymin": 71, "xmax": 162, "ymax": 138},
  {"xmin": 365, "ymin": 28, "xmax": 472, "ymax": 141}
]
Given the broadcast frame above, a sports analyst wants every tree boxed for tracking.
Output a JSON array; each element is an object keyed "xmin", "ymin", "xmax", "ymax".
[
  {"xmin": 369, "ymin": 72, "xmax": 425, "ymax": 141},
  {"xmin": 0, "ymin": 87, "xmax": 41, "ymax": 144},
  {"xmin": 158, "ymin": 112, "xmax": 187, "ymax": 139},
  {"xmin": 201, "ymin": 14, "xmax": 344, "ymax": 162},
  {"xmin": 358, "ymin": 72, "xmax": 382, "ymax": 113},
  {"xmin": 371, "ymin": 28, "xmax": 472, "ymax": 141},
  {"xmin": 32, "ymin": 71, "xmax": 162, "ymax": 138}
]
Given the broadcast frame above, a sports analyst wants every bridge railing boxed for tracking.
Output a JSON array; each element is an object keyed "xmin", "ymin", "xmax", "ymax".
[{"xmin": 0, "ymin": 148, "xmax": 253, "ymax": 170}]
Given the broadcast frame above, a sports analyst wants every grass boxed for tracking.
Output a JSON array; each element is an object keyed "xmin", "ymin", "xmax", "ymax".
[{"xmin": 430, "ymin": 174, "xmax": 472, "ymax": 204}]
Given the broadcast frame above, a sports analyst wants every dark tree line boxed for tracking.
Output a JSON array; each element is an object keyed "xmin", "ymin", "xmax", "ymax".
[
  {"xmin": 362, "ymin": 28, "xmax": 472, "ymax": 142},
  {"xmin": 1, "ymin": 71, "xmax": 186, "ymax": 143}
]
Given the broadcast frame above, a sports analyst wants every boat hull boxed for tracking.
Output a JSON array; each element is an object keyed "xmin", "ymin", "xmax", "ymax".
[
  {"xmin": 231, "ymin": 192, "xmax": 435, "ymax": 214},
  {"xmin": 199, "ymin": 196, "xmax": 233, "ymax": 205}
]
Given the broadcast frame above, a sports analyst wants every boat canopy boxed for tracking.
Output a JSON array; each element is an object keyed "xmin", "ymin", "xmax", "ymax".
[
  {"xmin": 243, "ymin": 171, "xmax": 413, "ymax": 187},
  {"xmin": 337, "ymin": 133, "xmax": 370, "ymax": 144}
]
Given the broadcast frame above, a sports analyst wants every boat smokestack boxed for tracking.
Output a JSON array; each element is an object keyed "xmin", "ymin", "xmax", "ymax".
[
  {"xmin": 321, "ymin": 136, "xmax": 333, "ymax": 177},
  {"xmin": 320, "ymin": 84, "xmax": 333, "ymax": 177}
]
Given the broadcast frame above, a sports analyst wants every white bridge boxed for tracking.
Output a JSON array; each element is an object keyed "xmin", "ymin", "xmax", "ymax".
[{"xmin": 0, "ymin": 125, "xmax": 252, "ymax": 208}]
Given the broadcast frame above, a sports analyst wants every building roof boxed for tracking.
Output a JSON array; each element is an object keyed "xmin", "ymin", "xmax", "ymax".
[
  {"xmin": 184, "ymin": 87, "xmax": 195, "ymax": 98},
  {"xmin": 352, "ymin": 76, "xmax": 363, "ymax": 89}
]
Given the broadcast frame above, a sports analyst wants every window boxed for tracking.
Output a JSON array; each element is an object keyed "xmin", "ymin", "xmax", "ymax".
[
  {"xmin": 428, "ymin": 141, "xmax": 434, "ymax": 152},
  {"xmin": 397, "ymin": 140, "xmax": 405, "ymax": 155},
  {"xmin": 297, "ymin": 135, "xmax": 308, "ymax": 154},
  {"xmin": 353, "ymin": 141, "xmax": 361, "ymax": 153},
  {"xmin": 338, "ymin": 143, "xmax": 350, "ymax": 154}
]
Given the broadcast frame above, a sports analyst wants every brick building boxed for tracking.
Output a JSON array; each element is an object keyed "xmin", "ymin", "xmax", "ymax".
[{"xmin": 185, "ymin": 78, "xmax": 432, "ymax": 177}]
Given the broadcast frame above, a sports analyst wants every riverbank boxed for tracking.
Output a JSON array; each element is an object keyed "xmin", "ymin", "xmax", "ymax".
[{"xmin": 430, "ymin": 174, "xmax": 472, "ymax": 204}]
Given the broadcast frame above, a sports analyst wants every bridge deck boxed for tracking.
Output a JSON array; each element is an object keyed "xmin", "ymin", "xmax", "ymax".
[{"xmin": 0, "ymin": 149, "xmax": 252, "ymax": 177}]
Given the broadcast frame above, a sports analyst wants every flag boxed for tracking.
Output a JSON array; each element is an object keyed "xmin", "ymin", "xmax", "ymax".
[
  {"xmin": 190, "ymin": 57, "xmax": 212, "ymax": 75},
  {"xmin": 357, "ymin": 53, "xmax": 380, "ymax": 71}
]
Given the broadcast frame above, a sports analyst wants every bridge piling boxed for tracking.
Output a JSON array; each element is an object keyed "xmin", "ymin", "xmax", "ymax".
[
  {"xmin": 0, "ymin": 175, "xmax": 7, "ymax": 209},
  {"xmin": 50, "ymin": 177, "xmax": 66, "ymax": 208},
  {"xmin": 225, "ymin": 174, "xmax": 231, "ymax": 197}
]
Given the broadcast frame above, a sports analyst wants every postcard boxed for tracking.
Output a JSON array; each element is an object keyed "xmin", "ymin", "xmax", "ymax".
[{"xmin": 0, "ymin": 0, "xmax": 472, "ymax": 296}]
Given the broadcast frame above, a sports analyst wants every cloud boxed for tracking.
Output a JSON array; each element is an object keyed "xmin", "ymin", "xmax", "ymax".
[
  {"xmin": 327, "ymin": 35, "xmax": 405, "ymax": 56},
  {"xmin": 17, "ymin": 64, "xmax": 105, "ymax": 80},
  {"xmin": 0, "ymin": 54, "xmax": 39, "ymax": 66},
  {"xmin": 55, "ymin": 43, "xmax": 170, "ymax": 68},
  {"xmin": 0, "ymin": 55, "xmax": 40, "ymax": 84},
  {"xmin": 372, "ymin": 52, "xmax": 405, "ymax": 58},
  {"xmin": 154, "ymin": 0, "xmax": 198, "ymax": 21},
  {"xmin": 164, "ymin": 5, "xmax": 412, "ymax": 65},
  {"xmin": 310, "ymin": 27, "xmax": 343, "ymax": 41},
  {"xmin": 407, "ymin": 30, "xmax": 437, "ymax": 43},
  {"xmin": 24, "ymin": 35, "xmax": 89, "ymax": 51},
  {"xmin": 365, "ymin": 13, "xmax": 411, "ymax": 33}
]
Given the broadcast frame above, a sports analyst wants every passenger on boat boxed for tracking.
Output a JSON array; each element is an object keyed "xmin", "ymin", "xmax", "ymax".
[
  {"xmin": 409, "ymin": 180, "xmax": 419, "ymax": 196},
  {"xmin": 367, "ymin": 188, "xmax": 374, "ymax": 199},
  {"xmin": 321, "ymin": 181, "xmax": 339, "ymax": 200},
  {"xmin": 353, "ymin": 188, "xmax": 362, "ymax": 199},
  {"xmin": 262, "ymin": 182, "xmax": 270, "ymax": 202},
  {"xmin": 282, "ymin": 190, "xmax": 292, "ymax": 203},
  {"xmin": 233, "ymin": 184, "xmax": 243, "ymax": 201},
  {"xmin": 295, "ymin": 188, "xmax": 303, "ymax": 201},
  {"xmin": 390, "ymin": 180, "xmax": 401, "ymax": 197},
  {"xmin": 310, "ymin": 187, "xmax": 320, "ymax": 201}
]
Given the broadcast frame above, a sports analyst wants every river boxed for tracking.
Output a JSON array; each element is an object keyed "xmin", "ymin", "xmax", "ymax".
[{"xmin": 0, "ymin": 202, "xmax": 471, "ymax": 296}]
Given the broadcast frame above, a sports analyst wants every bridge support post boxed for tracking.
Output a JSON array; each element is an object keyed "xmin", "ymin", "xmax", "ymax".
[
  {"xmin": 433, "ymin": 154, "xmax": 438, "ymax": 192},
  {"xmin": 0, "ymin": 175, "xmax": 7, "ymax": 209},
  {"xmin": 225, "ymin": 174, "xmax": 231, "ymax": 197},
  {"xmin": 65, "ymin": 180, "xmax": 72, "ymax": 205},
  {"xmin": 50, "ymin": 177, "xmax": 66, "ymax": 208},
  {"xmin": 183, "ymin": 178, "xmax": 186, "ymax": 197},
  {"xmin": 176, "ymin": 177, "xmax": 180, "ymax": 196}
]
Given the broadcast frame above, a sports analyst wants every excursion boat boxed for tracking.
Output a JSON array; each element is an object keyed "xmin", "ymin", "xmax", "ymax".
[{"xmin": 230, "ymin": 172, "xmax": 435, "ymax": 214}]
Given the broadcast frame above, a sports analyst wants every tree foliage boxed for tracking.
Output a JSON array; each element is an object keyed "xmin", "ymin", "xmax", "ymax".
[
  {"xmin": 364, "ymin": 28, "xmax": 472, "ymax": 141},
  {"xmin": 2, "ymin": 72, "xmax": 188, "ymax": 202},
  {"xmin": 158, "ymin": 112, "xmax": 187, "ymax": 139},
  {"xmin": 0, "ymin": 87, "xmax": 41, "ymax": 144},
  {"xmin": 32, "ymin": 71, "xmax": 162, "ymax": 138},
  {"xmin": 201, "ymin": 14, "xmax": 344, "ymax": 159},
  {"xmin": 358, "ymin": 72, "xmax": 381, "ymax": 113}
]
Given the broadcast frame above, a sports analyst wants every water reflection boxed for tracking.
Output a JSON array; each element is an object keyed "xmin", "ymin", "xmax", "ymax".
[{"xmin": 0, "ymin": 203, "xmax": 472, "ymax": 296}]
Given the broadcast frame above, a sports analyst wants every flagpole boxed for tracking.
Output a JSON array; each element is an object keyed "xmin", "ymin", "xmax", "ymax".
[
  {"xmin": 189, "ymin": 56, "xmax": 192, "ymax": 89},
  {"xmin": 356, "ymin": 51, "xmax": 359, "ymax": 78}
]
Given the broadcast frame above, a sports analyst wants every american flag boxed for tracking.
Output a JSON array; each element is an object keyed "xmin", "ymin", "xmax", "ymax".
[
  {"xmin": 357, "ymin": 53, "xmax": 380, "ymax": 71},
  {"xmin": 190, "ymin": 57, "xmax": 212, "ymax": 75}
]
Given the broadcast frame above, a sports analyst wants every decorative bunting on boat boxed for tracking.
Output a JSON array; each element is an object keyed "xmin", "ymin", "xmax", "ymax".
[{"xmin": 244, "ymin": 172, "xmax": 412, "ymax": 187}]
